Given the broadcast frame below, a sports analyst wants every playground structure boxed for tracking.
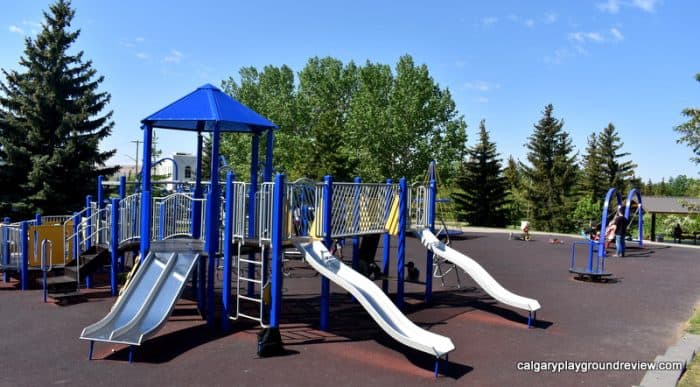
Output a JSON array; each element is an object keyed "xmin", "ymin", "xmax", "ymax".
[
  {"xmin": 570, "ymin": 187, "xmax": 644, "ymax": 280},
  {"xmin": 1, "ymin": 84, "xmax": 541, "ymax": 375}
]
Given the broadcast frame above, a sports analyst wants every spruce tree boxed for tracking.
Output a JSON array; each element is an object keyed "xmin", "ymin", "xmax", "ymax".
[
  {"xmin": 452, "ymin": 119, "xmax": 508, "ymax": 227},
  {"xmin": 579, "ymin": 132, "xmax": 607, "ymax": 201},
  {"xmin": 520, "ymin": 104, "xmax": 579, "ymax": 232},
  {"xmin": 0, "ymin": 0, "xmax": 117, "ymax": 218},
  {"xmin": 597, "ymin": 123, "xmax": 638, "ymax": 193},
  {"xmin": 503, "ymin": 155, "xmax": 526, "ymax": 226}
]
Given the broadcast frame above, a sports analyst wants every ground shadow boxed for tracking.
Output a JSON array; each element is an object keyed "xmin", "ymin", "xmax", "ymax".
[
  {"xmin": 104, "ymin": 322, "xmax": 240, "ymax": 363},
  {"xmin": 407, "ymin": 289, "xmax": 553, "ymax": 330},
  {"xmin": 572, "ymin": 275, "xmax": 621, "ymax": 284}
]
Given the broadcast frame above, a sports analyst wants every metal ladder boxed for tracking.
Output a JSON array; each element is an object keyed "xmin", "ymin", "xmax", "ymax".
[{"xmin": 232, "ymin": 242, "xmax": 269, "ymax": 327}]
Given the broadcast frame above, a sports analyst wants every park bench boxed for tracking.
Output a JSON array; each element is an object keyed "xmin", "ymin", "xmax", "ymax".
[{"xmin": 675, "ymin": 232, "xmax": 699, "ymax": 245}]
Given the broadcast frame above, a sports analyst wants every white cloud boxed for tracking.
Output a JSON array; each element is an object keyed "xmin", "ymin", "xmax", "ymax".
[
  {"xmin": 598, "ymin": 0, "xmax": 660, "ymax": 13},
  {"xmin": 632, "ymin": 0, "xmax": 660, "ymax": 12},
  {"xmin": 9, "ymin": 25, "xmax": 23, "ymax": 34},
  {"xmin": 481, "ymin": 16, "xmax": 498, "ymax": 27},
  {"xmin": 544, "ymin": 48, "xmax": 575, "ymax": 65},
  {"xmin": 475, "ymin": 97, "xmax": 489, "ymax": 104},
  {"xmin": 597, "ymin": 0, "xmax": 621, "ymax": 13},
  {"xmin": 465, "ymin": 80, "xmax": 500, "ymax": 92},
  {"xmin": 570, "ymin": 28, "xmax": 624, "ymax": 43},
  {"xmin": 164, "ymin": 49, "xmax": 183, "ymax": 63},
  {"xmin": 454, "ymin": 60, "xmax": 467, "ymax": 68},
  {"xmin": 570, "ymin": 32, "xmax": 586, "ymax": 43},
  {"xmin": 525, "ymin": 19, "xmax": 535, "ymax": 28},
  {"xmin": 544, "ymin": 12, "xmax": 558, "ymax": 24},
  {"xmin": 587, "ymin": 32, "xmax": 604, "ymax": 42},
  {"xmin": 136, "ymin": 52, "xmax": 150, "ymax": 60},
  {"xmin": 610, "ymin": 27, "xmax": 624, "ymax": 41},
  {"xmin": 135, "ymin": 37, "xmax": 145, "ymax": 42}
]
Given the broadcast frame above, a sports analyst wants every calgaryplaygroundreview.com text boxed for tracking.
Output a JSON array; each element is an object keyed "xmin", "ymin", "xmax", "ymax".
[{"xmin": 516, "ymin": 360, "xmax": 684, "ymax": 373}]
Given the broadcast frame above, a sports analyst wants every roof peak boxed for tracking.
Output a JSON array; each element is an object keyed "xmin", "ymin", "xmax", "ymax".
[{"xmin": 197, "ymin": 83, "xmax": 220, "ymax": 91}]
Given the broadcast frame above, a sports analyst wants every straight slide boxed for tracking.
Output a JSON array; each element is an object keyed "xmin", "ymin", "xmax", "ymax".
[
  {"xmin": 294, "ymin": 240, "xmax": 454, "ymax": 357},
  {"xmin": 416, "ymin": 228, "xmax": 541, "ymax": 313},
  {"xmin": 80, "ymin": 240, "xmax": 203, "ymax": 346}
]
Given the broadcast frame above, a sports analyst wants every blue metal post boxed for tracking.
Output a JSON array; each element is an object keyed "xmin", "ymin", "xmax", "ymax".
[
  {"xmin": 35, "ymin": 213, "xmax": 42, "ymax": 225},
  {"xmin": 270, "ymin": 173, "xmax": 286, "ymax": 328},
  {"xmin": 43, "ymin": 264, "xmax": 47, "ymax": 303},
  {"xmin": 198, "ymin": 193, "xmax": 210, "ymax": 316},
  {"xmin": 352, "ymin": 177, "xmax": 361, "ymax": 271},
  {"xmin": 85, "ymin": 195, "xmax": 93, "ymax": 289},
  {"xmin": 2, "ymin": 217, "xmax": 9, "ymax": 283},
  {"xmin": 205, "ymin": 122, "xmax": 222, "ymax": 327},
  {"xmin": 190, "ymin": 130, "xmax": 204, "ymax": 298},
  {"xmin": 397, "ymin": 178, "xmax": 407, "ymax": 310},
  {"xmin": 73, "ymin": 212, "xmax": 80, "ymax": 269},
  {"xmin": 110, "ymin": 198, "xmax": 119, "ymax": 296},
  {"xmin": 139, "ymin": 124, "xmax": 153, "ymax": 263},
  {"xmin": 264, "ymin": 129, "xmax": 274, "ymax": 182},
  {"xmin": 20, "ymin": 221, "xmax": 28, "ymax": 290},
  {"xmin": 382, "ymin": 179, "xmax": 392, "ymax": 293},
  {"xmin": 97, "ymin": 175, "xmax": 104, "ymax": 209},
  {"xmin": 85, "ymin": 195, "xmax": 92, "ymax": 249},
  {"xmin": 117, "ymin": 177, "xmax": 126, "ymax": 272},
  {"xmin": 426, "ymin": 162, "xmax": 437, "ymax": 303},
  {"xmin": 222, "ymin": 172, "xmax": 235, "ymax": 331},
  {"xmin": 119, "ymin": 175, "xmax": 126, "ymax": 199},
  {"xmin": 247, "ymin": 133, "xmax": 260, "ymax": 297},
  {"xmin": 598, "ymin": 188, "xmax": 622, "ymax": 259},
  {"xmin": 625, "ymin": 189, "xmax": 644, "ymax": 247},
  {"xmin": 320, "ymin": 175, "xmax": 333, "ymax": 331}
]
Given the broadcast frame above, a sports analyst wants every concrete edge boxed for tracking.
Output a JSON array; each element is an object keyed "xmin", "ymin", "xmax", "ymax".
[{"xmin": 638, "ymin": 333, "xmax": 700, "ymax": 387}]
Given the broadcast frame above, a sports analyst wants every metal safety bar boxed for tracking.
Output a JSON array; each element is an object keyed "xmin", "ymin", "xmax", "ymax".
[
  {"xmin": 152, "ymin": 192, "xmax": 206, "ymax": 241},
  {"xmin": 40, "ymin": 239, "xmax": 53, "ymax": 303},
  {"xmin": 119, "ymin": 193, "xmax": 141, "ymax": 244}
]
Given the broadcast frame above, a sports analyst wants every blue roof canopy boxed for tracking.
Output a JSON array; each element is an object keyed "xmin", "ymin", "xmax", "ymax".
[{"xmin": 141, "ymin": 84, "xmax": 278, "ymax": 133}]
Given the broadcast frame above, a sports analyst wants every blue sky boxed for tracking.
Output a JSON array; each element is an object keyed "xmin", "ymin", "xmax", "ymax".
[{"xmin": 1, "ymin": 0, "xmax": 698, "ymax": 182}]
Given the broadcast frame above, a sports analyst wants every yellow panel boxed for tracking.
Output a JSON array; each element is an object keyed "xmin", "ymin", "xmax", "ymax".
[
  {"xmin": 385, "ymin": 195, "xmax": 400, "ymax": 236},
  {"xmin": 28, "ymin": 225, "xmax": 66, "ymax": 267}
]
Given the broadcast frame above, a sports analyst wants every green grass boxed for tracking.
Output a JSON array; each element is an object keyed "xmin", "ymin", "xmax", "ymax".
[{"xmin": 678, "ymin": 308, "xmax": 700, "ymax": 387}]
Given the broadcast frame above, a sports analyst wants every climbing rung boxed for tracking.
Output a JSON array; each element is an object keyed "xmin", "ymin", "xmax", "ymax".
[
  {"xmin": 238, "ymin": 277, "xmax": 262, "ymax": 284},
  {"xmin": 238, "ymin": 294, "xmax": 262, "ymax": 303},
  {"xmin": 237, "ymin": 312, "xmax": 262, "ymax": 322},
  {"xmin": 239, "ymin": 258, "xmax": 262, "ymax": 265}
]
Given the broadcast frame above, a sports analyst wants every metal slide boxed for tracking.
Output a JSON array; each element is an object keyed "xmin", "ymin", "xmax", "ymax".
[
  {"xmin": 415, "ymin": 228, "xmax": 541, "ymax": 313},
  {"xmin": 80, "ymin": 240, "xmax": 203, "ymax": 346},
  {"xmin": 294, "ymin": 240, "xmax": 455, "ymax": 357}
]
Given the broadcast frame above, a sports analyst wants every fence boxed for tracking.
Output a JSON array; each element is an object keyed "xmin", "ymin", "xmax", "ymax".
[{"xmin": 0, "ymin": 224, "xmax": 23, "ymax": 270}]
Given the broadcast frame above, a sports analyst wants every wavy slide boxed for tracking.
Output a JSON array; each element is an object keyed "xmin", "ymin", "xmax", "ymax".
[
  {"xmin": 80, "ymin": 240, "xmax": 202, "ymax": 346},
  {"xmin": 416, "ymin": 228, "xmax": 541, "ymax": 313},
  {"xmin": 294, "ymin": 240, "xmax": 455, "ymax": 358}
]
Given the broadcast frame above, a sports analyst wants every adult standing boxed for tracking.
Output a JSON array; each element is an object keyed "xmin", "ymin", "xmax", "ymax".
[{"xmin": 611, "ymin": 211, "xmax": 628, "ymax": 257}]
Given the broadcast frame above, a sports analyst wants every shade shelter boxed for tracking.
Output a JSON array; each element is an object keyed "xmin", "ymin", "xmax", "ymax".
[
  {"xmin": 642, "ymin": 196, "xmax": 700, "ymax": 241},
  {"xmin": 139, "ymin": 84, "xmax": 278, "ymax": 325}
]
